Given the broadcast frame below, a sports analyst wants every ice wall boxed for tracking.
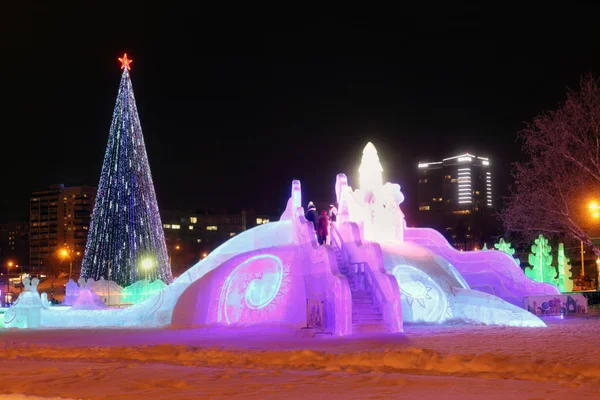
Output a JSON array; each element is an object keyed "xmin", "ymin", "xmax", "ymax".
[
  {"xmin": 404, "ymin": 227, "xmax": 560, "ymax": 306},
  {"xmin": 171, "ymin": 242, "xmax": 351, "ymax": 335},
  {"xmin": 380, "ymin": 241, "xmax": 545, "ymax": 327},
  {"xmin": 34, "ymin": 221, "xmax": 296, "ymax": 329}
]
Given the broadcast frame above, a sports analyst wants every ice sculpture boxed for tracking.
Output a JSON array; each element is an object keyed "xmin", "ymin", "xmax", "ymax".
[
  {"xmin": 87, "ymin": 277, "xmax": 123, "ymax": 305},
  {"xmin": 404, "ymin": 227, "xmax": 560, "ymax": 307},
  {"xmin": 380, "ymin": 242, "xmax": 543, "ymax": 326},
  {"xmin": 3, "ymin": 277, "xmax": 44, "ymax": 328},
  {"xmin": 71, "ymin": 278, "xmax": 107, "ymax": 310},
  {"xmin": 5, "ymin": 142, "xmax": 553, "ymax": 332},
  {"xmin": 336, "ymin": 142, "xmax": 405, "ymax": 242},
  {"xmin": 526, "ymin": 234, "xmax": 558, "ymax": 287},
  {"xmin": 557, "ymin": 243, "xmax": 573, "ymax": 292},
  {"xmin": 121, "ymin": 279, "xmax": 167, "ymax": 305},
  {"xmin": 64, "ymin": 278, "xmax": 122, "ymax": 306},
  {"xmin": 41, "ymin": 293, "xmax": 50, "ymax": 309},
  {"xmin": 63, "ymin": 279, "xmax": 81, "ymax": 305}
]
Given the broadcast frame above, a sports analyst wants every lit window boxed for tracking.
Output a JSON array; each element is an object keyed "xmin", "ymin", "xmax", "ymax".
[
  {"xmin": 163, "ymin": 224, "xmax": 171, "ymax": 229},
  {"xmin": 196, "ymin": 238, "xmax": 202, "ymax": 243},
  {"xmin": 207, "ymin": 225, "xmax": 218, "ymax": 231},
  {"xmin": 262, "ymin": 218, "xmax": 269, "ymax": 224},
  {"xmin": 230, "ymin": 232, "xmax": 236, "ymax": 237},
  {"xmin": 438, "ymin": 198, "xmax": 442, "ymax": 201},
  {"xmin": 419, "ymin": 205, "xmax": 431, "ymax": 211},
  {"xmin": 189, "ymin": 225, "xmax": 194, "ymax": 230},
  {"xmin": 172, "ymin": 224, "xmax": 181, "ymax": 230},
  {"xmin": 256, "ymin": 218, "xmax": 263, "ymax": 224},
  {"xmin": 190, "ymin": 217, "xmax": 197, "ymax": 224},
  {"xmin": 444, "ymin": 175, "xmax": 451, "ymax": 179},
  {"xmin": 452, "ymin": 210, "xmax": 471, "ymax": 215}
]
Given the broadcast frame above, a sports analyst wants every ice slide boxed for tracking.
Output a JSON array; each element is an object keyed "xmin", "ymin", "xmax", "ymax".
[
  {"xmin": 4, "ymin": 142, "xmax": 550, "ymax": 331},
  {"xmin": 404, "ymin": 227, "xmax": 560, "ymax": 306}
]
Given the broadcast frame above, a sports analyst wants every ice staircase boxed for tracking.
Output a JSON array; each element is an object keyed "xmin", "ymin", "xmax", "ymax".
[{"xmin": 331, "ymin": 240, "xmax": 387, "ymax": 334}]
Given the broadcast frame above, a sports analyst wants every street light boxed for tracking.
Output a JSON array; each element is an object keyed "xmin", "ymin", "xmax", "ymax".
[
  {"xmin": 590, "ymin": 201, "xmax": 599, "ymax": 219},
  {"xmin": 141, "ymin": 258, "xmax": 153, "ymax": 298},
  {"xmin": 59, "ymin": 248, "xmax": 73, "ymax": 279},
  {"xmin": 6, "ymin": 261, "xmax": 13, "ymax": 294},
  {"xmin": 15, "ymin": 264, "xmax": 21, "ymax": 287},
  {"xmin": 141, "ymin": 258, "xmax": 153, "ymax": 281},
  {"xmin": 581, "ymin": 201, "xmax": 600, "ymax": 284}
]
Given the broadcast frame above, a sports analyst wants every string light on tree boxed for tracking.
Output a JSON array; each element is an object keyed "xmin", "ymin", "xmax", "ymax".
[{"xmin": 80, "ymin": 54, "xmax": 172, "ymax": 286}]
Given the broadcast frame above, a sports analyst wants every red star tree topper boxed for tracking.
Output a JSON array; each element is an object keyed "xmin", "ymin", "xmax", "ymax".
[{"xmin": 118, "ymin": 53, "xmax": 133, "ymax": 70}]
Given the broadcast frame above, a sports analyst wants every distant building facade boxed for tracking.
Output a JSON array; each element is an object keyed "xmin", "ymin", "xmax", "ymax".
[
  {"xmin": 29, "ymin": 184, "xmax": 97, "ymax": 274},
  {"xmin": 416, "ymin": 153, "xmax": 499, "ymax": 251},
  {"xmin": 161, "ymin": 208, "xmax": 278, "ymax": 276},
  {"xmin": 0, "ymin": 220, "xmax": 29, "ymax": 270}
]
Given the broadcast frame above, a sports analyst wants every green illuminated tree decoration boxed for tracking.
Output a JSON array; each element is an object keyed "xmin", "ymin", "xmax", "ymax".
[
  {"xmin": 557, "ymin": 243, "xmax": 573, "ymax": 292},
  {"xmin": 121, "ymin": 279, "xmax": 168, "ymax": 305},
  {"xmin": 494, "ymin": 239, "xmax": 515, "ymax": 256},
  {"xmin": 494, "ymin": 238, "xmax": 520, "ymax": 265},
  {"xmin": 525, "ymin": 234, "xmax": 557, "ymax": 286},
  {"xmin": 482, "ymin": 243, "xmax": 488, "ymax": 250}
]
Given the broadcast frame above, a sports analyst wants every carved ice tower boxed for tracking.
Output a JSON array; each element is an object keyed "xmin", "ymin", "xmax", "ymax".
[
  {"xmin": 339, "ymin": 142, "xmax": 406, "ymax": 243},
  {"xmin": 358, "ymin": 142, "xmax": 383, "ymax": 193}
]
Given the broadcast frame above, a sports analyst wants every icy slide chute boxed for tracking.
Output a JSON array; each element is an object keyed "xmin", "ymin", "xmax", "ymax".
[{"xmin": 5, "ymin": 143, "xmax": 547, "ymax": 331}]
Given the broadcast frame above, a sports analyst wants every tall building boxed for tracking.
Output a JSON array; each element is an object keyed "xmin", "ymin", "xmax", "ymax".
[
  {"xmin": 0, "ymin": 220, "xmax": 29, "ymax": 269},
  {"xmin": 417, "ymin": 153, "xmax": 497, "ymax": 250},
  {"xmin": 30, "ymin": 184, "xmax": 96, "ymax": 274},
  {"xmin": 161, "ymin": 208, "xmax": 276, "ymax": 276}
]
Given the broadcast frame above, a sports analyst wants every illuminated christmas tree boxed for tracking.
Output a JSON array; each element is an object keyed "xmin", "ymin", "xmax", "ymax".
[
  {"xmin": 525, "ymin": 234, "xmax": 556, "ymax": 286},
  {"xmin": 494, "ymin": 238, "xmax": 515, "ymax": 256},
  {"xmin": 81, "ymin": 54, "xmax": 172, "ymax": 286},
  {"xmin": 493, "ymin": 238, "xmax": 520, "ymax": 265},
  {"xmin": 557, "ymin": 243, "xmax": 573, "ymax": 292}
]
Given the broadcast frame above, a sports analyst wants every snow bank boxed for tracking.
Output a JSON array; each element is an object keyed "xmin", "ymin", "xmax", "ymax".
[
  {"xmin": 2, "ymin": 396, "xmax": 76, "ymax": 400},
  {"xmin": 2, "ymin": 337, "xmax": 599, "ymax": 383}
]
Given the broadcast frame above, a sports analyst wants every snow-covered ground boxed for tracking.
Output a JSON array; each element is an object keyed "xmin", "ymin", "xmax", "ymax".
[{"xmin": 1, "ymin": 312, "xmax": 600, "ymax": 399}]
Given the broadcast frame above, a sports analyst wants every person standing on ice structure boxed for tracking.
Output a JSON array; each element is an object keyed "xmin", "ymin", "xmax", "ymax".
[
  {"xmin": 305, "ymin": 201, "xmax": 318, "ymax": 232},
  {"xmin": 327, "ymin": 204, "xmax": 337, "ymax": 245},
  {"xmin": 317, "ymin": 210, "xmax": 330, "ymax": 245}
]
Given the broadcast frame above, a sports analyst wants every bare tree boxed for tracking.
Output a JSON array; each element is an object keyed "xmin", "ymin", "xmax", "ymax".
[{"xmin": 502, "ymin": 74, "xmax": 600, "ymax": 257}]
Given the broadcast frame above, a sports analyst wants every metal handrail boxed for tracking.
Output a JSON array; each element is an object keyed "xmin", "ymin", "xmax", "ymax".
[
  {"xmin": 330, "ymin": 223, "xmax": 347, "ymax": 263},
  {"xmin": 353, "ymin": 261, "xmax": 389, "ymax": 310}
]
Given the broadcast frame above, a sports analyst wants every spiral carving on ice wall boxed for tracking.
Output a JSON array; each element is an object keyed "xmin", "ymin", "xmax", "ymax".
[{"xmin": 218, "ymin": 254, "xmax": 286, "ymax": 324}]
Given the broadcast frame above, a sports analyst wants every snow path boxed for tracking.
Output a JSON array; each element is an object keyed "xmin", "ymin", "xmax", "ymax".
[{"xmin": 1, "ymin": 314, "xmax": 600, "ymax": 398}]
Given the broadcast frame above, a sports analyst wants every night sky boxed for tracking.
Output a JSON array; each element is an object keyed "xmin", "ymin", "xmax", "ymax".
[{"xmin": 3, "ymin": 4, "xmax": 600, "ymax": 224}]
